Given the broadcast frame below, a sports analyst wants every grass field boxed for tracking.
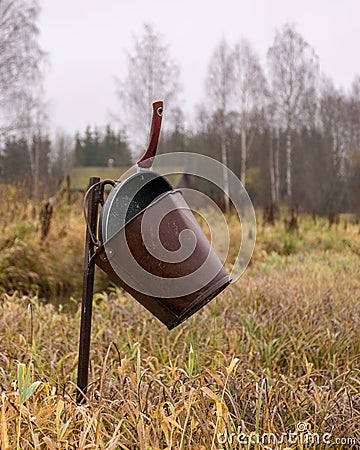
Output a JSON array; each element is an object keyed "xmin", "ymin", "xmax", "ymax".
[
  {"xmin": 68, "ymin": 167, "xmax": 129, "ymax": 191},
  {"xmin": 0, "ymin": 185, "xmax": 360, "ymax": 449},
  {"xmin": 67, "ymin": 167, "xmax": 183, "ymax": 191}
]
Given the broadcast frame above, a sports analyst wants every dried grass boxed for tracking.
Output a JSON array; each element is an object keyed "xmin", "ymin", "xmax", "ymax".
[{"xmin": 0, "ymin": 188, "xmax": 359, "ymax": 448}]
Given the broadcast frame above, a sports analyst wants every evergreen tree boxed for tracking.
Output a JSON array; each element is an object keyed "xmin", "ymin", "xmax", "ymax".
[
  {"xmin": 1, "ymin": 136, "xmax": 31, "ymax": 183},
  {"xmin": 73, "ymin": 126, "xmax": 132, "ymax": 167}
]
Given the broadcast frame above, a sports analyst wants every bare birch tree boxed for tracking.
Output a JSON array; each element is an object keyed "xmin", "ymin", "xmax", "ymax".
[
  {"xmin": 267, "ymin": 23, "xmax": 319, "ymax": 204},
  {"xmin": 115, "ymin": 23, "xmax": 181, "ymax": 157},
  {"xmin": 19, "ymin": 91, "xmax": 49, "ymax": 197},
  {"xmin": 233, "ymin": 38, "xmax": 267, "ymax": 187},
  {"xmin": 0, "ymin": 0, "xmax": 44, "ymax": 137},
  {"xmin": 349, "ymin": 75, "xmax": 360, "ymax": 155},
  {"xmin": 320, "ymin": 77, "xmax": 350, "ymax": 181},
  {"xmin": 205, "ymin": 38, "xmax": 234, "ymax": 211},
  {"xmin": 51, "ymin": 129, "xmax": 74, "ymax": 178}
]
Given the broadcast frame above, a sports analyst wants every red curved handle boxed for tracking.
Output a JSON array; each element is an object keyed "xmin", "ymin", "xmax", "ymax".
[{"xmin": 137, "ymin": 101, "xmax": 163, "ymax": 168}]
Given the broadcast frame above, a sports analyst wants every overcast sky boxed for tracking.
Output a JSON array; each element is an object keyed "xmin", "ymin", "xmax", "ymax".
[{"xmin": 38, "ymin": 0, "xmax": 360, "ymax": 135}]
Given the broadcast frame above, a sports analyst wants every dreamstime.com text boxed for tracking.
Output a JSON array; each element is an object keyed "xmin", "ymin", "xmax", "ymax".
[{"xmin": 217, "ymin": 423, "xmax": 357, "ymax": 447}]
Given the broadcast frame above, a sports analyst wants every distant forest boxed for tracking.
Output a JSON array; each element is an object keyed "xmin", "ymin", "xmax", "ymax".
[{"xmin": 0, "ymin": 3, "xmax": 359, "ymax": 214}]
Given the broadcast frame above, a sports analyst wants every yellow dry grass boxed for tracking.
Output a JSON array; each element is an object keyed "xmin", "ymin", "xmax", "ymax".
[{"xmin": 0, "ymin": 185, "xmax": 359, "ymax": 448}]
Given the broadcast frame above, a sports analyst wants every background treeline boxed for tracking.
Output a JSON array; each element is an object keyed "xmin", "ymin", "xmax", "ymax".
[
  {"xmin": 0, "ymin": 125, "xmax": 132, "ymax": 194},
  {"xmin": 0, "ymin": 2, "xmax": 359, "ymax": 214},
  {"xmin": 74, "ymin": 126, "xmax": 131, "ymax": 167}
]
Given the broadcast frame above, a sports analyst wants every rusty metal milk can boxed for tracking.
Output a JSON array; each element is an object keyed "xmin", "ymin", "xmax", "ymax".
[{"xmin": 95, "ymin": 102, "xmax": 231, "ymax": 329}]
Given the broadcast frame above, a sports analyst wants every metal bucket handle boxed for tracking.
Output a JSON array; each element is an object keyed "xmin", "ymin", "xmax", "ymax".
[{"xmin": 137, "ymin": 100, "xmax": 163, "ymax": 169}]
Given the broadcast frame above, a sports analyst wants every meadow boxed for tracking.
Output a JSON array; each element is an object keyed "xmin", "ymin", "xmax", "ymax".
[{"xmin": 0, "ymin": 185, "xmax": 360, "ymax": 449}]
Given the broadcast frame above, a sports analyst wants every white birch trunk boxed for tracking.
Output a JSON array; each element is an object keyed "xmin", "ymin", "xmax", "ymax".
[
  {"xmin": 240, "ymin": 110, "xmax": 247, "ymax": 186},
  {"xmin": 220, "ymin": 125, "xmax": 230, "ymax": 212},
  {"xmin": 285, "ymin": 128, "xmax": 292, "ymax": 204},
  {"xmin": 269, "ymin": 128, "xmax": 276, "ymax": 204},
  {"xmin": 274, "ymin": 127, "xmax": 280, "ymax": 206}
]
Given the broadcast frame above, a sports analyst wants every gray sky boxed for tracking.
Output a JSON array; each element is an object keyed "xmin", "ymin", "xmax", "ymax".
[{"xmin": 39, "ymin": 0, "xmax": 360, "ymax": 135}]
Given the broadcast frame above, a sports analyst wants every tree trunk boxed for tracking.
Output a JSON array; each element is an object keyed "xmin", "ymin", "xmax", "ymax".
[
  {"xmin": 240, "ymin": 111, "xmax": 247, "ymax": 186},
  {"xmin": 220, "ymin": 125, "xmax": 230, "ymax": 212},
  {"xmin": 33, "ymin": 138, "xmax": 40, "ymax": 199},
  {"xmin": 274, "ymin": 127, "xmax": 280, "ymax": 207},
  {"xmin": 269, "ymin": 128, "xmax": 276, "ymax": 204},
  {"xmin": 27, "ymin": 136, "xmax": 40, "ymax": 199},
  {"xmin": 285, "ymin": 128, "xmax": 292, "ymax": 205}
]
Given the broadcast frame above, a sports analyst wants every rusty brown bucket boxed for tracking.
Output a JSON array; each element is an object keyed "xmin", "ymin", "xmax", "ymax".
[
  {"xmin": 95, "ymin": 101, "xmax": 230, "ymax": 329},
  {"xmin": 96, "ymin": 171, "xmax": 231, "ymax": 330}
]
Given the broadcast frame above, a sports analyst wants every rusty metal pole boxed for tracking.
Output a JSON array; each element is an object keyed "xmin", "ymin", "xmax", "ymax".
[{"xmin": 76, "ymin": 176, "xmax": 101, "ymax": 404}]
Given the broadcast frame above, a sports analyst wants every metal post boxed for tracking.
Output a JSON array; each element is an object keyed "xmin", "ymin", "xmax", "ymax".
[{"xmin": 76, "ymin": 176, "xmax": 101, "ymax": 403}]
